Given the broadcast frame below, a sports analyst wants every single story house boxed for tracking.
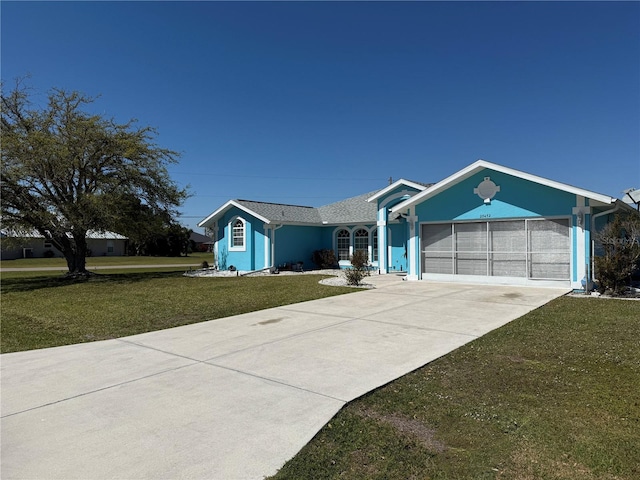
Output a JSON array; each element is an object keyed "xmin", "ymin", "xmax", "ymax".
[
  {"xmin": 198, "ymin": 160, "xmax": 633, "ymax": 289},
  {"xmin": 189, "ymin": 231, "xmax": 214, "ymax": 252},
  {"xmin": 0, "ymin": 230, "xmax": 128, "ymax": 260}
]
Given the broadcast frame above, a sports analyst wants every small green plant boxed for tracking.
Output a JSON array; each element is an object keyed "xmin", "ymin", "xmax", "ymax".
[
  {"xmin": 201, "ymin": 260, "xmax": 209, "ymax": 269},
  {"xmin": 344, "ymin": 250, "xmax": 371, "ymax": 286}
]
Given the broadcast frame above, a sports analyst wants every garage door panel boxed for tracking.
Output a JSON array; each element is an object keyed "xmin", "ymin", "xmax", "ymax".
[
  {"xmin": 424, "ymin": 255, "xmax": 452, "ymax": 274},
  {"xmin": 456, "ymin": 252, "xmax": 487, "ymax": 275},
  {"xmin": 490, "ymin": 253, "xmax": 526, "ymax": 277}
]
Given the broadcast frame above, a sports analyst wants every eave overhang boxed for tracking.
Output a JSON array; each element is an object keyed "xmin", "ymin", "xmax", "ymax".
[
  {"xmin": 367, "ymin": 179, "xmax": 428, "ymax": 203},
  {"xmin": 391, "ymin": 160, "xmax": 616, "ymax": 213},
  {"xmin": 198, "ymin": 200, "xmax": 271, "ymax": 228}
]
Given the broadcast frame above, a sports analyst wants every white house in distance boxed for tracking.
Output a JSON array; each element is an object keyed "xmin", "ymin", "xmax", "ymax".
[
  {"xmin": 198, "ymin": 160, "xmax": 634, "ymax": 290},
  {"xmin": 0, "ymin": 230, "xmax": 127, "ymax": 260}
]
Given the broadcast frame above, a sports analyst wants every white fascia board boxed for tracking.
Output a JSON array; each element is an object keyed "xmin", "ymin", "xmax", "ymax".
[
  {"xmin": 367, "ymin": 179, "xmax": 427, "ymax": 203},
  {"xmin": 198, "ymin": 200, "xmax": 271, "ymax": 227},
  {"xmin": 391, "ymin": 159, "xmax": 616, "ymax": 213}
]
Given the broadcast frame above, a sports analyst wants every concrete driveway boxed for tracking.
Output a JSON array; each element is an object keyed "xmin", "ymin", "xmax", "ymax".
[{"xmin": 1, "ymin": 276, "xmax": 568, "ymax": 479}]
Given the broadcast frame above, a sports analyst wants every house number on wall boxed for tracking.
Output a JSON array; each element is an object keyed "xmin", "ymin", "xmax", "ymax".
[{"xmin": 480, "ymin": 214, "xmax": 491, "ymax": 218}]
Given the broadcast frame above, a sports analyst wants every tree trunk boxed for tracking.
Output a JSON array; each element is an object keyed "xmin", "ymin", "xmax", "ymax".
[{"xmin": 62, "ymin": 234, "xmax": 90, "ymax": 276}]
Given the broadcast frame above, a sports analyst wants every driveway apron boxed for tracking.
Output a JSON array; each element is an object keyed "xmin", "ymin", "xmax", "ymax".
[{"xmin": 1, "ymin": 277, "xmax": 568, "ymax": 479}]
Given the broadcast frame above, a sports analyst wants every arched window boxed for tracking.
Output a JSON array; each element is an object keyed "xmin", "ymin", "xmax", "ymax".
[
  {"xmin": 230, "ymin": 218, "xmax": 246, "ymax": 250},
  {"xmin": 354, "ymin": 229, "xmax": 369, "ymax": 256},
  {"xmin": 336, "ymin": 229, "xmax": 350, "ymax": 261},
  {"xmin": 372, "ymin": 229, "xmax": 378, "ymax": 262}
]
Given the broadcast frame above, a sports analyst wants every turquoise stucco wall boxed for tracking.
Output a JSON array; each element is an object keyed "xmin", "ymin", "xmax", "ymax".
[
  {"xmin": 273, "ymin": 225, "xmax": 324, "ymax": 270},
  {"xmin": 216, "ymin": 206, "xmax": 266, "ymax": 271},
  {"xmin": 387, "ymin": 222, "xmax": 408, "ymax": 272},
  {"xmin": 415, "ymin": 169, "xmax": 576, "ymax": 222}
]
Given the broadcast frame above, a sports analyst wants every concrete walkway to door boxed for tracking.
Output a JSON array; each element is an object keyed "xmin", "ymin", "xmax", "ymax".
[{"xmin": 1, "ymin": 276, "xmax": 569, "ymax": 480}]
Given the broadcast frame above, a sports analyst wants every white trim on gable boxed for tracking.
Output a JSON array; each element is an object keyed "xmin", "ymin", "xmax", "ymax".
[
  {"xmin": 367, "ymin": 179, "xmax": 427, "ymax": 203},
  {"xmin": 390, "ymin": 160, "xmax": 616, "ymax": 213},
  {"xmin": 198, "ymin": 200, "xmax": 270, "ymax": 228}
]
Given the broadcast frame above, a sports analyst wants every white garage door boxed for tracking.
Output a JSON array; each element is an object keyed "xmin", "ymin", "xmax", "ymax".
[{"xmin": 422, "ymin": 218, "xmax": 570, "ymax": 281}]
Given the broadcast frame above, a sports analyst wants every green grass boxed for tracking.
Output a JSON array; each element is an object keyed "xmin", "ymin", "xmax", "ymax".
[
  {"xmin": 0, "ymin": 252, "xmax": 211, "ymax": 269},
  {"xmin": 0, "ymin": 271, "xmax": 354, "ymax": 353},
  {"xmin": 270, "ymin": 297, "xmax": 640, "ymax": 480}
]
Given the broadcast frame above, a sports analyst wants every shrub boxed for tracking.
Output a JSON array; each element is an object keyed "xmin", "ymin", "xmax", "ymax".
[
  {"xmin": 594, "ymin": 213, "xmax": 640, "ymax": 295},
  {"xmin": 344, "ymin": 250, "xmax": 371, "ymax": 286},
  {"xmin": 201, "ymin": 261, "xmax": 209, "ymax": 269},
  {"xmin": 312, "ymin": 249, "xmax": 338, "ymax": 269}
]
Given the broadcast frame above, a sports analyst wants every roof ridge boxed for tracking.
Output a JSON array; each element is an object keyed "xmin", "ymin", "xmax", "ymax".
[{"xmin": 236, "ymin": 199, "xmax": 315, "ymax": 209}]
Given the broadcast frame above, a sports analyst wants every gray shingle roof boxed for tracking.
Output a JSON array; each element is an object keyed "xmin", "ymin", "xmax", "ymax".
[
  {"xmin": 317, "ymin": 190, "xmax": 379, "ymax": 224},
  {"xmin": 234, "ymin": 189, "xmax": 380, "ymax": 225},
  {"xmin": 236, "ymin": 200, "xmax": 323, "ymax": 224}
]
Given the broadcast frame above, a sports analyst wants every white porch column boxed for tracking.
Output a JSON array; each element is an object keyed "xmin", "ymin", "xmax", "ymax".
[
  {"xmin": 377, "ymin": 219, "xmax": 387, "ymax": 273},
  {"xmin": 406, "ymin": 213, "xmax": 419, "ymax": 281},
  {"xmin": 263, "ymin": 226, "xmax": 271, "ymax": 269},
  {"xmin": 211, "ymin": 224, "xmax": 219, "ymax": 268},
  {"xmin": 573, "ymin": 195, "xmax": 591, "ymax": 290}
]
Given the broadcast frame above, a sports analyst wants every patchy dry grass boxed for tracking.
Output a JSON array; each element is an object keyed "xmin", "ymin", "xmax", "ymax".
[
  {"xmin": 271, "ymin": 297, "xmax": 640, "ymax": 480},
  {"xmin": 0, "ymin": 271, "xmax": 354, "ymax": 353}
]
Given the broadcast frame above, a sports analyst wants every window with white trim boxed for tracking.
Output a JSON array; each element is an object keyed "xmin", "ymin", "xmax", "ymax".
[
  {"xmin": 230, "ymin": 218, "xmax": 246, "ymax": 250},
  {"xmin": 372, "ymin": 229, "xmax": 378, "ymax": 262},
  {"xmin": 354, "ymin": 229, "xmax": 369, "ymax": 257},
  {"xmin": 336, "ymin": 229, "xmax": 350, "ymax": 261}
]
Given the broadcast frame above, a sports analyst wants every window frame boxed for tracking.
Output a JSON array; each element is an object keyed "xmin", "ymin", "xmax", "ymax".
[
  {"xmin": 336, "ymin": 229, "xmax": 350, "ymax": 261},
  {"xmin": 372, "ymin": 229, "xmax": 379, "ymax": 262},
  {"xmin": 354, "ymin": 228, "xmax": 369, "ymax": 257},
  {"xmin": 229, "ymin": 217, "xmax": 247, "ymax": 252}
]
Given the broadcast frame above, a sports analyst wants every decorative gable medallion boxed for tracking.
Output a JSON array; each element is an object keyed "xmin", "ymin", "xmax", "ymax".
[{"xmin": 474, "ymin": 177, "xmax": 500, "ymax": 204}]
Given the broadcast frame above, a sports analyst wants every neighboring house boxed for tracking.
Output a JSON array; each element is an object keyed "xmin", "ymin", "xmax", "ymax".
[
  {"xmin": 189, "ymin": 231, "xmax": 214, "ymax": 252},
  {"xmin": 0, "ymin": 230, "xmax": 128, "ymax": 260},
  {"xmin": 198, "ymin": 160, "xmax": 633, "ymax": 289}
]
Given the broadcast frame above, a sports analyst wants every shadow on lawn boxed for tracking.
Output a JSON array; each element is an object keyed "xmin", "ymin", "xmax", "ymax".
[{"xmin": 1, "ymin": 271, "xmax": 185, "ymax": 294}]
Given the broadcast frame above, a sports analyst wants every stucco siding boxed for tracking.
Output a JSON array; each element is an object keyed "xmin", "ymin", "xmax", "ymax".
[
  {"xmin": 387, "ymin": 222, "xmax": 408, "ymax": 272},
  {"xmin": 273, "ymin": 225, "xmax": 324, "ymax": 270},
  {"xmin": 415, "ymin": 169, "xmax": 576, "ymax": 222},
  {"xmin": 217, "ymin": 206, "xmax": 267, "ymax": 271}
]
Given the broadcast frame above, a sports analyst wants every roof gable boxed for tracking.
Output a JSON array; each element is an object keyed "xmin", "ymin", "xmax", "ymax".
[
  {"xmin": 198, "ymin": 200, "xmax": 271, "ymax": 227},
  {"xmin": 391, "ymin": 160, "xmax": 616, "ymax": 212},
  {"xmin": 367, "ymin": 179, "xmax": 429, "ymax": 203}
]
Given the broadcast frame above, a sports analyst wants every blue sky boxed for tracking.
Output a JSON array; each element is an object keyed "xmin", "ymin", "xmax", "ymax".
[{"xmin": 3, "ymin": 1, "xmax": 639, "ymax": 232}]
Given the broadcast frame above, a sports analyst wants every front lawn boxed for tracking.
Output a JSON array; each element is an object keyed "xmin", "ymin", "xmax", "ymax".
[
  {"xmin": 271, "ymin": 297, "xmax": 640, "ymax": 480},
  {"xmin": 0, "ymin": 252, "xmax": 210, "ymax": 269},
  {"xmin": 0, "ymin": 271, "xmax": 354, "ymax": 353}
]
